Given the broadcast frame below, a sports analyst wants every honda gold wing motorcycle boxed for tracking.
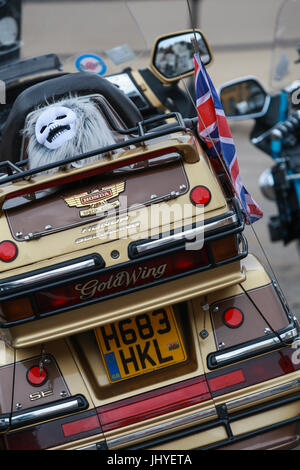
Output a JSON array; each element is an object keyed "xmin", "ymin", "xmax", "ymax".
[
  {"xmin": 0, "ymin": 0, "xmax": 299, "ymax": 451},
  {"xmin": 219, "ymin": 0, "xmax": 300, "ymax": 251}
]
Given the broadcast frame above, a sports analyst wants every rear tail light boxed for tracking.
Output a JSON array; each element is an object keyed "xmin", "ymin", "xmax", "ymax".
[
  {"xmin": 208, "ymin": 370, "xmax": 245, "ymax": 392},
  {"xmin": 207, "ymin": 346, "xmax": 299, "ymax": 397},
  {"xmin": 0, "ymin": 408, "xmax": 97, "ymax": 450},
  {"xmin": 0, "ymin": 241, "xmax": 18, "ymax": 262},
  {"xmin": 1, "ymin": 247, "xmax": 210, "ymax": 324},
  {"xmin": 62, "ymin": 415, "xmax": 100, "ymax": 438},
  {"xmin": 210, "ymin": 235, "xmax": 239, "ymax": 262},
  {"xmin": 98, "ymin": 376, "xmax": 211, "ymax": 432},
  {"xmin": 1, "ymin": 297, "xmax": 34, "ymax": 322},
  {"xmin": 0, "ymin": 376, "xmax": 211, "ymax": 449},
  {"xmin": 34, "ymin": 248, "xmax": 210, "ymax": 316},
  {"xmin": 1, "ymin": 233, "xmax": 243, "ymax": 326},
  {"xmin": 44, "ymin": 286, "xmax": 76, "ymax": 310}
]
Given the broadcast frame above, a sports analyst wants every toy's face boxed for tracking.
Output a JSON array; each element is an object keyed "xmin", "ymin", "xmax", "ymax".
[
  {"xmin": 35, "ymin": 105, "xmax": 77, "ymax": 150},
  {"xmin": 22, "ymin": 95, "xmax": 120, "ymax": 172}
]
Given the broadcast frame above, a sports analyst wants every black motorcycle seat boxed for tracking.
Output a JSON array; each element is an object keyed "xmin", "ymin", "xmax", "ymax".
[{"xmin": 0, "ymin": 72, "xmax": 143, "ymax": 164}]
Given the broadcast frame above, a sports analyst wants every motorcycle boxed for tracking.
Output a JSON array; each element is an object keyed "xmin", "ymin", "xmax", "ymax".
[
  {"xmin": 219, "ymin": 0, "xmax": 300, "ymax": 250},
  {"xmin": 0, "ymin": 0, "xmax": 299, "ymax": 451}
]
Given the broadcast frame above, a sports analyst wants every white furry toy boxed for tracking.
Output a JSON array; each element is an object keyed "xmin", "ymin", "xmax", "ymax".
[{"xmin": 22, "ymin": 96, "xmax": 117, "ymax": 173}]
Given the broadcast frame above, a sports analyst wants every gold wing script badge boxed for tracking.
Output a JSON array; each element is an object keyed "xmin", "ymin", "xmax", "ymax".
[{"xmin": 64, "ymin": 182, "xmax": 125, "ymax": 217}]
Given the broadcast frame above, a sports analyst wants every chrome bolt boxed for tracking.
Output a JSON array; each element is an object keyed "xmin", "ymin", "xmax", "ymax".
[
  {"xmin": 42, "ymin": 356, "xmax": 51, "ymax": 365},
  {"xmin": 180, "ymin": 184, "xmax": 187, "ymax": 191},
  {"xmin": 15, "ymin": 403, "xmax": 22, "ymax": 410},
  {"xmin": 111, "ymin": 250, "xmax": 120, "ymax": 259},
  {"xmin": 16, "ymin": 232, "xmax": 23, "ymax": 238},
  {"xmin": 60, "ymin": 391, "xmax": 67, "ymax": 398},
  {"xmin": 45, "ymin": 225, "xmax": 52, "ymax": 230},
  {"xmin": 218, "ymin": 342, "xmax": 226, "ymax": 349},
  {"xmin": 213, "ymin": 306, "xmax": 219, "ymax": 313},
  {"xmin": 150, "ymin": 194, "xmax": 157, "ymax": 199},
  {"xmin": 264, "ymin": 328, "xmax": 271, "ymax": 335}
]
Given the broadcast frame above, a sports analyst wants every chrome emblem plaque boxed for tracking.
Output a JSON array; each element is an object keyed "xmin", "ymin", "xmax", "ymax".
[{"xmin": 64, "ymin": 182, "xmax": 125, "ymax": 217}]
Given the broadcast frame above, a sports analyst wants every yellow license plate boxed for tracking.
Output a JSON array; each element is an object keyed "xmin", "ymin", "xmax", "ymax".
[{"xmin": 95, "ymin": 306, "xmax": 187, "ymax": 382}]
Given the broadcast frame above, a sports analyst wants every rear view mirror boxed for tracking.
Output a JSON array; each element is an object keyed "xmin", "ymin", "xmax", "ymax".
[
  {"xmin": 219, "ymin": 77, "xmax": 270, "ymax": 120},
  {"xmin": 150, "ymin": 29, "xmax": 213, "ymax": 83}
]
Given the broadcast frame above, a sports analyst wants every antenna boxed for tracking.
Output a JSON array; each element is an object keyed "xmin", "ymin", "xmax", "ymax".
[
  {"xmin": 124, "ymin": 1, "xmax": 149, "ymax": 52},
  {"xmin": 186, "ymin": 0, "xmax": 200, "ymax": 54}
]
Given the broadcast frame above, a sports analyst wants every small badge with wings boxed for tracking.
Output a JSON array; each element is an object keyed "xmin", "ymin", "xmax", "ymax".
[{"xmin": 64, "ymin": 182, "xmax": 125, "ymax": 217}]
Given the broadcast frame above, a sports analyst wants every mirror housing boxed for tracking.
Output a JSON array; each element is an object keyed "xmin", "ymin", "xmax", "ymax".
[
  {"xmin": 150, "ymin": 29, "xmax": 213, "ymax": 83},
  {"xmin": 219, "ymin": 77, "xmax": 270, "ymax": 120}
]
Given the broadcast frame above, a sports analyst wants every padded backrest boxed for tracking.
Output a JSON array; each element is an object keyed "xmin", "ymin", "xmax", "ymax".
[{"xmin": 0, "ymin": 72, "xmax": 143, "ymax": 163}]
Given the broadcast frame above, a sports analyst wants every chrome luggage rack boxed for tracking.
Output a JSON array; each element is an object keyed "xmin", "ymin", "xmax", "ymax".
[{"xmin": 0, "ymin": 112, "xmax": 190, "ymax": 186}]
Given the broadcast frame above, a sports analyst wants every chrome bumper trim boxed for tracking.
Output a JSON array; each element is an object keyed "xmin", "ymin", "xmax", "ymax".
[
  {"xmin": 106, "ymin": 407, "xmax": 217, "ymax": 449},
  {"xmin": 135, "ymin": 213, "xmax": 238, "ymax": 255},
  {"xmin": 76, "ymin": 443, "xmax": 99, "ymax": 450},
  {"xmin": 226, "ymin": 378, "xmax": 300, "ymax": 411},
  {"xmin": 0, "ymin": 395, "xmax": 87, "ymax": 431},
  {"xmin": 75, "ymin": 442, "xmax": 107, "ymax": 450},
  {"xmin": 213, "ymin": 327, "xmax": 298, "ymax": 365},
  {"xmin": 0, "ymin": 258, "xmax": 96, "ymax": 294}
]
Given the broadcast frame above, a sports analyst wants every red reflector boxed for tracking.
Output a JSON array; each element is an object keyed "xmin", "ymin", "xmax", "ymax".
[
  {"xmin": 208, "ymin": 370, "xmax": 245, "ymax": 392},
  {"xmin": 98, "ymin": 376, "xmax": 211, "ymax": 432},
  {"xmin": 62, "ymin": 415, "xmax": 100, "ymax": 438},
  {"xmin": 0, "ymin": 241, "xmax": 18, "ymax": 262},
  {"xmin": 190, "ymin": 186, "xmax": 211, "ymax": 206},
  {"xmin": 223, "ymin": 308, "xmax": 244, "ymax": 328},
  {"xmin": 26, "ymin": 366, "xmax": 48, "ymax": 387}
]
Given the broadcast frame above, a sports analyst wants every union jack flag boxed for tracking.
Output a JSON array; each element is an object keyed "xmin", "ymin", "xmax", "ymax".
[{"xmin": 194, "ymin": 52, "xmax": 263, "ymax": 224}]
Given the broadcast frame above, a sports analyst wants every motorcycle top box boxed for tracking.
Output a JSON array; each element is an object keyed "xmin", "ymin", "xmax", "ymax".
[
  {"xmin": 0, "ymin": 0, "xmax": 299, "ymax": 451},
  {"xmin": 0, "ymin": 71, "xmax": 246, "ymax": 346},
  {"xmin": 218, "ymin": 0, "xmax": 300, "ymax": 250}
]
